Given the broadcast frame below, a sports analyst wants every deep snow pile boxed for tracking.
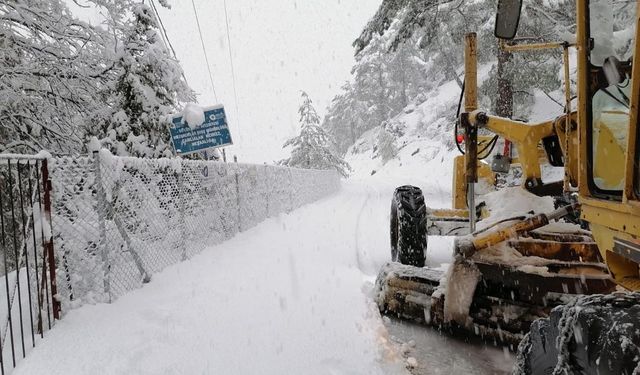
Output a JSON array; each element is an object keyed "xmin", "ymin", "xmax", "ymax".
[
  {"xmin": 14, "ymin": 182, "xmax": 411, "ymax": 375},
  {"xmin": 51, "ymin": 151, "xmax": 340, "ymax": 308},
  {"xmin": 14, "ymin": 176, "xmax": 513, "ymax": 375}
]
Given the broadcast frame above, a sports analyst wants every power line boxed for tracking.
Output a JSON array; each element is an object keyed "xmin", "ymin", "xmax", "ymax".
[
  {"xmin": 191, "ymin": 0, "xmax": 218, "ymax": 102},
  {"xmin": 149, "ymin": 0, "xmax": 191, "ymax": 87},
  {"xmin": 149, "ymin": 0, "xmax": 175, "ymax": 58},
  {"xmin": 223, "ymin": 0, "xmax": 241, "ymax": 136}
]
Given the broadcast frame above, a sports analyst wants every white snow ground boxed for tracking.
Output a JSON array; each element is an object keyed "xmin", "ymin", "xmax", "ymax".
[{"xmin": 14, "ymin": 176, "xmax": 513, "ymax": 375}]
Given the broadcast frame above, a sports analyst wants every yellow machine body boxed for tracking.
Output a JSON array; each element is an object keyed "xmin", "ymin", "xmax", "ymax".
[
  {"xmin": 574, "ymin": 0, "xmax": 640, "ymax": 291},
  {"xmin": 377, "ymin": 0, "xmax": 640, "ymax": 357},
  {"xmin": 447, "ymin": 0, "xmax": 640, "ymax": 291}
]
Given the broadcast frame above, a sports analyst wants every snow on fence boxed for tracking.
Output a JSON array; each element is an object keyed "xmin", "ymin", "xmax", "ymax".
[{"xmin": 51, "ymin": 150, "xmax": 340, "ymax": 309}]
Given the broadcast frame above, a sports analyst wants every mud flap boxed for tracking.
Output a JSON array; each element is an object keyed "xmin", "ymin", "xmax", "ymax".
[{"xmin": 443, "ymin": 257, "xmax": 481, "ymax": 328}]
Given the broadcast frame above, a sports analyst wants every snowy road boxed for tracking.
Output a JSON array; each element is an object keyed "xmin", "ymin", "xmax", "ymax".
[
  {"xmin": 385, "ymin": 319, "xmax": 513, "ymax": 375},
  {"xmin": 15, "ymin": 179, "xmax": 513, "ymax": 375}
]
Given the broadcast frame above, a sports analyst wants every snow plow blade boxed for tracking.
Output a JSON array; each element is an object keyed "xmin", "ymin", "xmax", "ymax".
[{"xmin": 375, "ymin": 261, "xmax": 617, "ymax": 347}]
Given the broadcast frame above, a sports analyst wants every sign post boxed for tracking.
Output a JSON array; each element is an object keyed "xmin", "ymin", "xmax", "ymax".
[{"xmin": 168, "ymin": 105, "xmax": 233, "ymax": 156}]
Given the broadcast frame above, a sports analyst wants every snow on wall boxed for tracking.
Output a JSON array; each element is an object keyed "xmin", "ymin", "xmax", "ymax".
[{"xmin": 50, "ymin": 151, "xmax": 340, "ymax": 310}]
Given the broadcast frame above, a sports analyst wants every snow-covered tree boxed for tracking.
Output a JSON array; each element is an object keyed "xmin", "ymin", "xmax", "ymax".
[
  {"xmin": 281, "ymin": 92, "xmax": 350, "ymax": 177},
  {"xmin": 0, "ymin": 0, "xmax": 195, "ymax": 157},
  {"xmin": 92, "ymin": 3, "xmax": 195, "ymax": 158},
  {"xmin": 0, "ymin": 0, "xmax": 112, "ymax": 154},
  {"xmin": 322, "ymin": 82, "xmax": 366, "ymax": 153},
  {"xmin": 324, "ymin": 0, "xmax": 586, "ymax": 157},
  {"xmin": 375, "ymin": 124, "xmax": 398, "ymax": 164},
  {"xmin": 323, "ymin": 18, "xmax": 427, "ymax": 155}
]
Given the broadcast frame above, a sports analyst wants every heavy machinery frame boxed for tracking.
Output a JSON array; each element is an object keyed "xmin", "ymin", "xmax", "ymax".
[{"xmin": 378, "ymin": 0, "xmax": 640, "ymax": 372}]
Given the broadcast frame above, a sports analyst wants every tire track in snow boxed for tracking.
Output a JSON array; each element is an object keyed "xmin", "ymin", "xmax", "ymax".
[{"xmin": 354, "ymin": 183, "xmax": 385, "ymax": 277}]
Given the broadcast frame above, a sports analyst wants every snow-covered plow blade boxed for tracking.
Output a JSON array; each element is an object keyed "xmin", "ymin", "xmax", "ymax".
[
  {"xmin": 383, "ymin": 185, "xmax": 618, "ymax": 347},
  {"xmin": 375, "ymin": 258, "xmax": 616, "ymax": 347}
]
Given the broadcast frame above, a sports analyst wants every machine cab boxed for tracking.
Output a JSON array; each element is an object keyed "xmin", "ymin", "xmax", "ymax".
[{"xmin": 495, "ymin": 0, "xmax": 640, "ymax": 289}]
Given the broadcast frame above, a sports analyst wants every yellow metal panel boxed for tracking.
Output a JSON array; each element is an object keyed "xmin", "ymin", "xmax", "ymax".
[
  {"xmin": 453, "ymin": 155, "xmax": 466, "ymax": 209},
  {"xmin": 484, "ymin": 116, "xmax": 554, "ymax": 144},
  {"xmin": 478, "ymin": 162, "xmax": 496, "ymax": 186},
  {"xmin": 480, "ymin": 116, "xmax": 554, "ymax": 182},
  {"xmin": 500, "ymin": 40, "xmax": 572, "ymax": 53},
  {"xmin": 581, "ymin": 203, "xmax": 640, "ymax": 237},
  {"xmin": 452, "ymin": 155, "xmax": 496, "ymax": 210},
  {"xmin": 553, "ymin": 114, "xmax": 579, "ymax": 187},
  {"xmin": 593, "ymin": 114, "xmax": 628, "ymax": 190},
  {"xmin": 591, "ymin": 224, "xmax": 639, "ymax": 289},
  {"xmin": 431, "ymin": 209, "xmax": 469, "ymax": 218}
]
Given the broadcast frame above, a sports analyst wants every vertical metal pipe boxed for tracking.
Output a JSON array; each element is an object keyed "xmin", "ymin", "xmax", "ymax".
[
  {"xmin": 462, "ymin": 113, "xmax": 478, "ymax": 232},
  {"xmin": 40, "ymin": 160, "xmax": 59, "ymax": 320},
  {"xmin": 93, "ymin": 152, "xmax": 111, "ymax": 302},
  {"xmin": 6, "ymin": 160, "xmax": 26, "ymax": 358},
  {"xmin": 464, "ymin": 33, "xmax": 478, "ymax": 113},
  {"xmin": 463, "ymin": 33, "xmax": 479, "ymax": 232},
  {"xmin": 26, "ymin": 164, "xmax": 43, "ymax": 338},
  {"xmin": 235, "ymin": 169, "xmax": 241, "ymax": 232},
  {"xmin": 575, "ymin": 0, "xmax": 590, "ymax": 196},
  {"xmin": 34, "ymin": 165, "xmax": 52, "ymax": 331},
  {"xmin": 0, "ymin": 166, "xmax": 11, "ymax": 372},
  {"xmin": 178, "ymin": 168, "xmax": 187, "ymax": 261},
  {"xmin": 15, "ymin": 162, "xmax": 35, "ymax": 347},
  {"xmin": 562, "ymin": 45, "xmax": 573, "ymax": 193}
]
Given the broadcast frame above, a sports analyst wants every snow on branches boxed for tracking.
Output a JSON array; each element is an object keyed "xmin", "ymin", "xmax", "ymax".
[
  {"xmin": 0, "ymin": 0, "xmax": 111, "ymax": 154},
  {"xmin": 93, "ymin": 3, "xmax": 195, "ymax": 158},
  {"xmin": 0, "ymin": 0, "xmax": 195, "ymax": 157},
  {"xmin": 280, "ymin": 92, "xmax": 351, "ymax": 178}
]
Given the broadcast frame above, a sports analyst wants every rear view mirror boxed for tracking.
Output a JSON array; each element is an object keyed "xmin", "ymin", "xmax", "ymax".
[{"xmin": 495, "ymin": 0, "xmax": 523, "ymax": 40}]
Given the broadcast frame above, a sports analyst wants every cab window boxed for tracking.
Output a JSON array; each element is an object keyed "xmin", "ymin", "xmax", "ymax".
[{"xmin": 588, "ymin": 0, "xmax": 636, "ymax": 195}]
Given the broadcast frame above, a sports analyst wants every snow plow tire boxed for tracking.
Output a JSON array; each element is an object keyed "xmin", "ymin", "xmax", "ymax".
[
  {"xmin": 514, "ymin": 293, "xmax": 640, "ymax": 375},
  {"xmin": 390, "ymin": 185, "xmax": 427, "ymax": 267}
]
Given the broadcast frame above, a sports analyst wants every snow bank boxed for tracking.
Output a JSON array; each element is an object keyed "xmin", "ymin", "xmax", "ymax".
[
  {"xmin": 49, "ymin": 151, "xmax": 340, "ymax": 309},
  {"xmin": 14, "ymin": 179, "xmax": 407, "ymax": 375}
]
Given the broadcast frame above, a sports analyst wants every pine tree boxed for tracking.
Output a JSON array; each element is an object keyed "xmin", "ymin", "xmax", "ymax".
[
  {"xmin": 324, "ymin": 0, "xmax": 584, "ymax": 157},
  {"xmin": 323, "ymin": 18, "xmax": 427, "ymax": 156},
  {"xmin": 93, "ymin": 3, "xmax": 195, "ymax": 158},
  {"xmin": 281, "ymin": 92, "xmax": 350, "ymax": 177},
  {"xmin": 375, "ymin": 124, "xmax": 398, "ymax": 164}
]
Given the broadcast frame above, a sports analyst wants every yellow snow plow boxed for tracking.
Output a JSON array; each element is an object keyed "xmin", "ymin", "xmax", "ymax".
[{"xmin": 377, "ymin": 0, "xmax": 640, "ymax": 372}]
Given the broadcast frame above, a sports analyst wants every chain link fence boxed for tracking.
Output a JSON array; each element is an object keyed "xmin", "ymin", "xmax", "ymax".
[{"xmin": 51, "ymin": 151, "xmax": 341, "ymax": 309}]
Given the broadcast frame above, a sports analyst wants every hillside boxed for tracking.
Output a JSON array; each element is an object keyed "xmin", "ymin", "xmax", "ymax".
[
  {"xmin": 343, "ymin": 62, "xmax": 566, "ymax": 207},
  {"xmin": 324, "ymin": 0, "xmax": 578, "ymax": 194}
]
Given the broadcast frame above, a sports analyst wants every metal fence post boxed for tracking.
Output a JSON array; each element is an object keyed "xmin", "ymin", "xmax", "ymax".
[
  {"xmin": 288, "ymin": 168, "xmax": 294, "ymax": 212},
  {"xmin": 178, "ymin": 165, "xmax": 187, "ymax": 261},
  {"xmin": 235, "ymin": 168, "xmax": 241, "ymax": 232},
  {"xmin": 264, "ymin": 165, "xmax": 270, "ymax": 217},
  {"xmin": 93, "ymin": 152, "xmax": 111, "ymax": 302},
  {"xmin": 40, "ymin": 159, "xmax": 60, "ymax": 320}
]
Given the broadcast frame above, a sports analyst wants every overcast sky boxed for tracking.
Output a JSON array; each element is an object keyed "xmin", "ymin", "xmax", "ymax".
[{"xmin": 151, "ymin": 0, "xmax": 380, "ymax": 162}]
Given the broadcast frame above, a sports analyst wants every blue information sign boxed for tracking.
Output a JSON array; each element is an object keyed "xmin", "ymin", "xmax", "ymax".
[{"xmin": 168, "ymin": 105, "xmax": 233, "ymax": 155}]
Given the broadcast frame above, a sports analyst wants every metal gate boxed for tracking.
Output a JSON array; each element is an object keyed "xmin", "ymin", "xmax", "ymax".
[{"xmin": 0, "ymin": 154, "xmax": 59, "ymax": 373}]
